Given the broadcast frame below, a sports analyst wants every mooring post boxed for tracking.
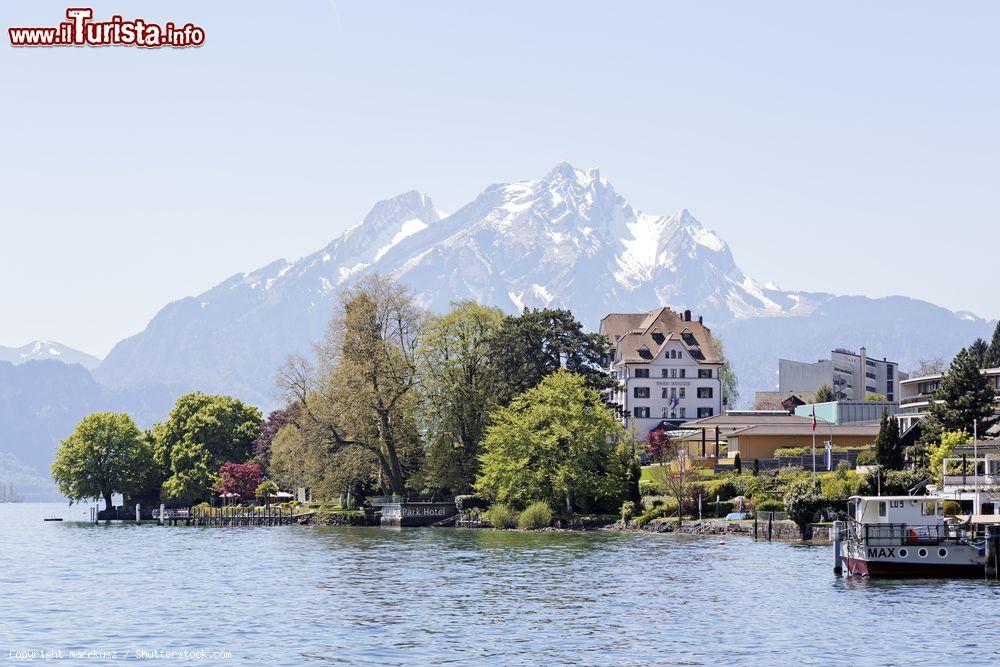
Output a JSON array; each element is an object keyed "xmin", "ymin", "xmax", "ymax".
[
  {"xmin": 832, "ymin": 520, "xmax": 843, "ymax": 574},
  {"xmin": 158, "ymin": 503, "xmax": 164, "ymax": 526},
  {"xmin": 767, "ymin": 512, "xmax": 773, "ymax": 542},
  {"xmin": 135, "ymin": 503, "xmax": 141, "ymax": 524},
  {"xmin": 987, "ymin": 525, "xmax": 1000, "ymax": 580}
]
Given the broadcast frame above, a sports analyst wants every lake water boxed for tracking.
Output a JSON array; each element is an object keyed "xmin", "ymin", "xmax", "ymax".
[{"xmin": 3, "ymin": 503, "xmax": 1000, "ymax": 665}]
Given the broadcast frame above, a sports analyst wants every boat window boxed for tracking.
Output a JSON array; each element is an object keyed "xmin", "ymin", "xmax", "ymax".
[
  {"xmin": 878, "ymin": 501, "xmax": 886, "ymax": 517},
  {"xmin": 921, "ymin": 501, "xmax": 937, "ymax": 516}
]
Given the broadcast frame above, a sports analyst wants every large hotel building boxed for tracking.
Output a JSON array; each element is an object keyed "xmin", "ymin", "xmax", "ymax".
[{"xmin": 600, "ymin": 307, "xmax": 724, "ymax": 439}]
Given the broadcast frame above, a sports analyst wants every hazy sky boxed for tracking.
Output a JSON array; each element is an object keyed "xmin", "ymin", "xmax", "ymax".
[{"xmin": 2, "ymin": 1, "xmax": 998, "ymax": 357}]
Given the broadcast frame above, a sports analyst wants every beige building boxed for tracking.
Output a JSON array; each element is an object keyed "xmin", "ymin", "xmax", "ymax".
[
  {"xmin": 725, "ymin": 423, "xmax": 879, "ymax": 461},
  {"xmin": 600, "ymin": 307, "xmax": 723, "ymax": 440}
]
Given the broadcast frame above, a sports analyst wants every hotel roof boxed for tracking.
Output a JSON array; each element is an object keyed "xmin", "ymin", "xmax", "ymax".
[{"xmin": 600, "ymin": 307, "xmax": 721, "ymax": 365}]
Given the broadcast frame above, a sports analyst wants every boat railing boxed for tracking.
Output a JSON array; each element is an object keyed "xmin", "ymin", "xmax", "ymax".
[{"xmin": 862, "ymin": 523, "xmax": 944, "ymax": 546}]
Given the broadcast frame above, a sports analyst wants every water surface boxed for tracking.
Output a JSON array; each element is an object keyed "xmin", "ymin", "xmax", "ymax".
[{"xmin": 2, "ymin": 503, "xmax": 999, "ymax": 665}]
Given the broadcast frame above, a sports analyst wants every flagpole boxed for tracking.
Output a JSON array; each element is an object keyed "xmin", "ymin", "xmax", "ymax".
[
  {"xmin": 812, "ymin": 404, "xmax": 817, "ymax": 490},
  {"xmin": 974, "ymin": 420, "xmax": 979, "ymax": 515}
]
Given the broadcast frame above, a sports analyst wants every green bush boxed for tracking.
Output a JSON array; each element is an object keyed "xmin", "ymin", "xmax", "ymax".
[
  {"xmin": 943, "ymin": 500, "xmax": 961, "ymax": 515},
  {"xmin": 855, "ymin": 450, "xmax": 877, "ymax": 466},
  {"xmin": 455, "ymin": 494, "xmax": 488, "ymax": 511},
  {"xmin": 517, "ymin": 501, "xmax": 554, "ymax": 530},
  {"xmin": 755, "ymin": 499, "xmax": 784, "ymax": 512},
  {"xmin": 774, "ymin": 447, "xmax": 808, "ymax": 458},
  {"xmin": 702, "ymin": 477, "xmax": 738, "ymax": 501},
  {"xmin": 639, "ymin": 479, "xmax": 658, "ymax": 497},
  {"xmin": 484, "ymin": 503, "xmax": 518, "ymax": 529},
  {"xmin": 620, "ymin": 500, "xmax": 637, "ymax": 523}
]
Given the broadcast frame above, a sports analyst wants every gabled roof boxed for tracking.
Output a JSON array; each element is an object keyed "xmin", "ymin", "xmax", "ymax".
[{"xmin": 600, "ymin": 307, "xmax": 720, "ymax": 365}]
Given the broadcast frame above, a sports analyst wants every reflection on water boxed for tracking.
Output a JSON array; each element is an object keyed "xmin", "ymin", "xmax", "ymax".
[{"xmin": 3, "ymin": 503, "xmax": 1000, "ymax": 665}]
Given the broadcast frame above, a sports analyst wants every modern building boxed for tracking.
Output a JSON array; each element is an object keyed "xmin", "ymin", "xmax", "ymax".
[
  {"xmin": 679, "ymin": 412, "xmax": 819, "ymax": 459},
  {"xmin": 932, "ymin": 441, "xmax": 1000, "ymax": 515},
  {"xmin": 897, "ymin": 368, "xmax": 1000, "ymax": 433},
  {"xmin": 779, "ymin": 347, "xmax": 905, "ymax": 402},
  {"xmin": 600, "ymin": 307, "xmax": 724, "ymax": 439},
  {"xmin": 793, "ymin": 401, "xmax": 899, "ymax": 426}
]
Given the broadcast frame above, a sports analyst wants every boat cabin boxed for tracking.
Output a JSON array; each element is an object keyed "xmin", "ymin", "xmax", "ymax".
[{"xmin": 851, "ymin": 495, "xmax": 943, "ymax": 525}]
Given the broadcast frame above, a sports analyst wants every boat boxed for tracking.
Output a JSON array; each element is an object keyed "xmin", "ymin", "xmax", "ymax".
[
  {"xmin": 837, "ymin": 495, "xmax": 1000, "ymax": 578},
  {"xmin": 43, "ymin": 516, "xmax": 63, "ymax": 522}
]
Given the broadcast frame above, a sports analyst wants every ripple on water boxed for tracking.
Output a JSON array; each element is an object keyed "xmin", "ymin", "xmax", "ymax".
[{"xmin": 4, "ymin": 504, "xmax": 1000, "ymax": 665}]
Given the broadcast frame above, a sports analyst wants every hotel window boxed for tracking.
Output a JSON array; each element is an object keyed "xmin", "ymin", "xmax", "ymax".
[
  {"xmin": 634, "ymin": 368, "xmax": 649, "ymax": 378},
  {"xmin": 670, "ymin": 388, "xmax": 677, "ymax": 398},
  {"xmin": 662, "ymin": 369, "xmax": 669, "ymax": 378},
  {"xmin": 697, "ymin": 407, "xmax": 714, "ymax": 418},
  {"xmin": 679, "ymin": 388, "xmax": 686, "ymax": 399},
  {"xmin": 697, "ymin": 387, "xmax": 713, "ymax": 399},
  {"xmin": 670, "ymin": 369, "xmax": 677, "ymax": 378},
  {"xmin": 634, "ymin": 407, "xmax": 650, "ymax": 418},
  {"xmin": 698, "ymin": 369, "xmax": 712, "ymax": 378},
  {"xmin": 679, "ymin": 407, "xmax": 686, "ymax": 418},
  {"xmin": 634, "ymin": 387, "xmax": 650, "ymax": 399},
  {"xmin": 679, "ymin": 369, "xmax": 686, "ymax": 379}
]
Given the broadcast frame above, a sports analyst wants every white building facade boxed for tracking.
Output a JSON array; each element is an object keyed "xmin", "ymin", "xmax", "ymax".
[
  {"xmin": 779, "ymin": 347, "xmax": 904, "ymax": 403},
  {"xmin": 600, "ymin": 307, "xmax": 724, "ymax": 439}
]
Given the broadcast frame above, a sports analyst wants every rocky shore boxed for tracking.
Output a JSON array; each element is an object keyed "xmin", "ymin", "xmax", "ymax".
[{"xmin": 604, "ymin": 517, "xmax": 833, "ymax": 544}]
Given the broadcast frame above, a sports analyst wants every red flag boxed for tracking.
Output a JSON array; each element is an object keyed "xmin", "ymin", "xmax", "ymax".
[{"xmin": 812, "ymin": 405, "xmax": 817, "ymax": 431}]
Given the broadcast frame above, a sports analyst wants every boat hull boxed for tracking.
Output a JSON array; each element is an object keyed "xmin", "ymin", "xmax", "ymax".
[{"xmin": 843, "ymin": 555, "xmax": 983, "ymax": 578}]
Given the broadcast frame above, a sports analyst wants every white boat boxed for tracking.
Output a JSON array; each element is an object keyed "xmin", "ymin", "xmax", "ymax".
[{"xmin": 838, "ymin": 495, "xmax": 997, "ymax": 578}]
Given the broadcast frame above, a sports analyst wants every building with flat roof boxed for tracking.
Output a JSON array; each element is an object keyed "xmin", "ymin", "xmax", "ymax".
[
  {"xmin": 897, "ymin": 367, "xmax": 1000, "ymax": 433},
  {"xmin": 600, "ymin": 307, "xmax": 723, "ymax": 440},
  {"xmin": 725, "ymin": 423, "xmax": 880, "ymax": 461},
  {"xmin": 794, "ymin": 401, "xmax": 899, "ymax": 426},
  {"xmin": 779, "ymin": 347, "xmax": 905, "ymax": 403}
]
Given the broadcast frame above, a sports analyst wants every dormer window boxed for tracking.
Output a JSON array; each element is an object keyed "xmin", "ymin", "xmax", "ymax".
[
  {"xmin": 651, "ymin": 329, "xmax": 664, "ymax": 344},
  {"xmin": 638, "ymin": 345, "xmax": 652, "ymax": 360}
]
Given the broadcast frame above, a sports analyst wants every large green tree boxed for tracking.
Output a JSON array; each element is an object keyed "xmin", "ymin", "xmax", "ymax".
[
  {"xmin": 279, "ymin": 274, "xmax": 424, "ymax": 496},
  {"xmin": 416, "ymin": 300, "xmax": 505, "ymax": 494},
  {"xmin": 155, "ymin": 393, "xmax": 262, "ymax": 503},
  {"xmin": 970, "ymin": 338, "xmax": 990, "ymax": 369},
  {"xmin": 485, "ymin": 308, "xmax": 614, "ymax": 406},
  {"xmin": 476, "ymin": 370, "xmax": 631, "ymax": 514},
  {"xmin": 814, "ymin": 384, "xmax": 836, "ymax": 403},
  {"xmin": 924, "ymin": 347, "xmax": 998, "ymax": 441},
  {"xmin": 52, "ymin": 412, "xmax": 153, "ymax": 510},
  {"xmin": 873, "ymin": 408, "xmax": 903, "ymax": 470},
  {"xmin": 986, "ymin": 322, "xmax": 1000, "ymax": 369}
]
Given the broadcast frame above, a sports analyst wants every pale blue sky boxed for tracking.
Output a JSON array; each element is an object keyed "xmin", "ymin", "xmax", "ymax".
[{"xmin": 2, "ymin": 1, "xmax": 998, "ymax": 356}]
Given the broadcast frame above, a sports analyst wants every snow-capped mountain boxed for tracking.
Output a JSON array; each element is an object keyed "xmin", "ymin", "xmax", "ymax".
[
  {"xmin": 0, "ymin": 341, "xmax": 101, "ymax": 370},
  {"xmin": 93, "ymin": 163, "xmax": 991, "ymax": 406}
]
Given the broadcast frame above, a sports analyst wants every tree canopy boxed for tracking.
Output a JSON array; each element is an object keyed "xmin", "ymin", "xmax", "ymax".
[
  {"xmin": 51, "ymin": 412, "xmax": 153, "ymax": 510},
  {"xmin": 925, "ymin": 347, "xmax": 998, "ymax": 439},
  {"xmin": 986, "ymin": 322, "xmax": 1000, "ymax": 369},
  {"xmin": 155, "ymin": 393, "xmax": 262, "ymax": 503},
  {"xmin": 475, "ymin": 370, "xmax": 631, "ymax": 513},
  {"xmin": 814, "ymin": 384, "xmax": 836, "ymax": 403},
  {"xmin": 416, "ymin": 300, "xmax": 505, "ymax": 494},
  {"xmin": 873, "ymin": 408, "xmax": 903, "ymax": 470},
  {"xmin": 279, "ymin": 274, "xmax": 424, "ymax": 496},
  {"xmin": 485, "ymin": 308, "xmax": 614, "ymax": 406}
]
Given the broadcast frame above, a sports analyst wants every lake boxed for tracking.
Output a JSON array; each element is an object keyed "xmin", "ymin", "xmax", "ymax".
[{"xmin": 2, "ymin": 502, "xmax": 1000, "ymax": 665}]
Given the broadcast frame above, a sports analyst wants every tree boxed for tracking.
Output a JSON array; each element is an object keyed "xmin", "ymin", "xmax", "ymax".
[
  {"xmin": 279, "ymin": 274, "xmax": 424, "ymax": 496},
  {"xmin": 216, "ymin": 461, "xmax": 264, "ymax": 502},
  {"xmin": 911, "ymin": 358, "xmax": 944, "ymax": 377},
  {"xmin": 970, "ymin": 338, "xmax": 990, "ymax": 369},
  {"xmin": 416, "ymin": 301, "xmax": 505, "ymax": 494},
  {"xmin": 256, "ymin": 480, "xmax": 279, "ymax": 507},
  {"xmin": 866, "ymin": 393, "xmax": 887, "ymax": 402},
  {"xmin": 928, "ymin": 430, "xmax": 972, "ymax": 484},
  {"xmin": 51, "ymin": 412, "xmax": 153, "ymax": 511},
  {"xmin": 733, "ymin": 452, "xmax": 742, "ymax": 475},
  {"xmin": 874, "ymin": 409, "xmax": 904, "ymax": 470},
  {"xmin": 715, "ymin": 338, "xmax": 740, "ymax": 408},
  {"xmin": 646, "ymin": 428, "xmax": 695, "ymax": 525},
  {"xmin": 783, "ymin": 479, "xmax": 821, "ymax": 539},
  {"xmin": 253, "ymin": 405, "xmax": 299, "ymax": 472},
  {"xmin": 925, "ymin": 347, "xmax": 998, "ymax": 439},
  {"xmin": 485, "ymin": 308, "xmax": 614, "ymax": 406},
  {"xmin": 986, "ymin": 322, "xmax": 1000, "ymax": 369},
  {"xmin": 476, "ymin": 370, "xmax": 630, "ymax": 514},
  {"xmin": 814, "ymin": 384, "xmax": 836, "ymax": 403},
  {"xmin": 155, "ymin": 393, "xmax": 263, "ymax": 503}
]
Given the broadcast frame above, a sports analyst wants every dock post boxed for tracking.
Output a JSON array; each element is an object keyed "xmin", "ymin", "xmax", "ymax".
[
  {"xmin": 987, "ymin": 525, "xmax": 1000, "ymax": 580},
  {"xmin": 832, "ymin": 520, "xmax": 843, "ymax": 574},
  {"xmin": 754, "ymin": 514, "xmax": 758, "ymax": 541},
  {"xmin": 767, "ymin": 512, "xmax": 773, "ymax": 542},
  {"xmin": 136, "ymin": 503, "xmax": 141, "ymax": 523},
  {"xmin": 158, "ymin": 504, "xmax": 164, "ymax": 526}
]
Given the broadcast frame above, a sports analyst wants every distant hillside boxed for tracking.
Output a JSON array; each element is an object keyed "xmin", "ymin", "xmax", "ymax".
[{"xmin": 0, "ymin": 340, "xmax": 101, "ymax": 370}]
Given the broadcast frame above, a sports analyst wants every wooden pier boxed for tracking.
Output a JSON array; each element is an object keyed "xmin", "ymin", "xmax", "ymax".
[{"xmin": 153, "ymin": 506, "xmax": 305, "ymax": 526}]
